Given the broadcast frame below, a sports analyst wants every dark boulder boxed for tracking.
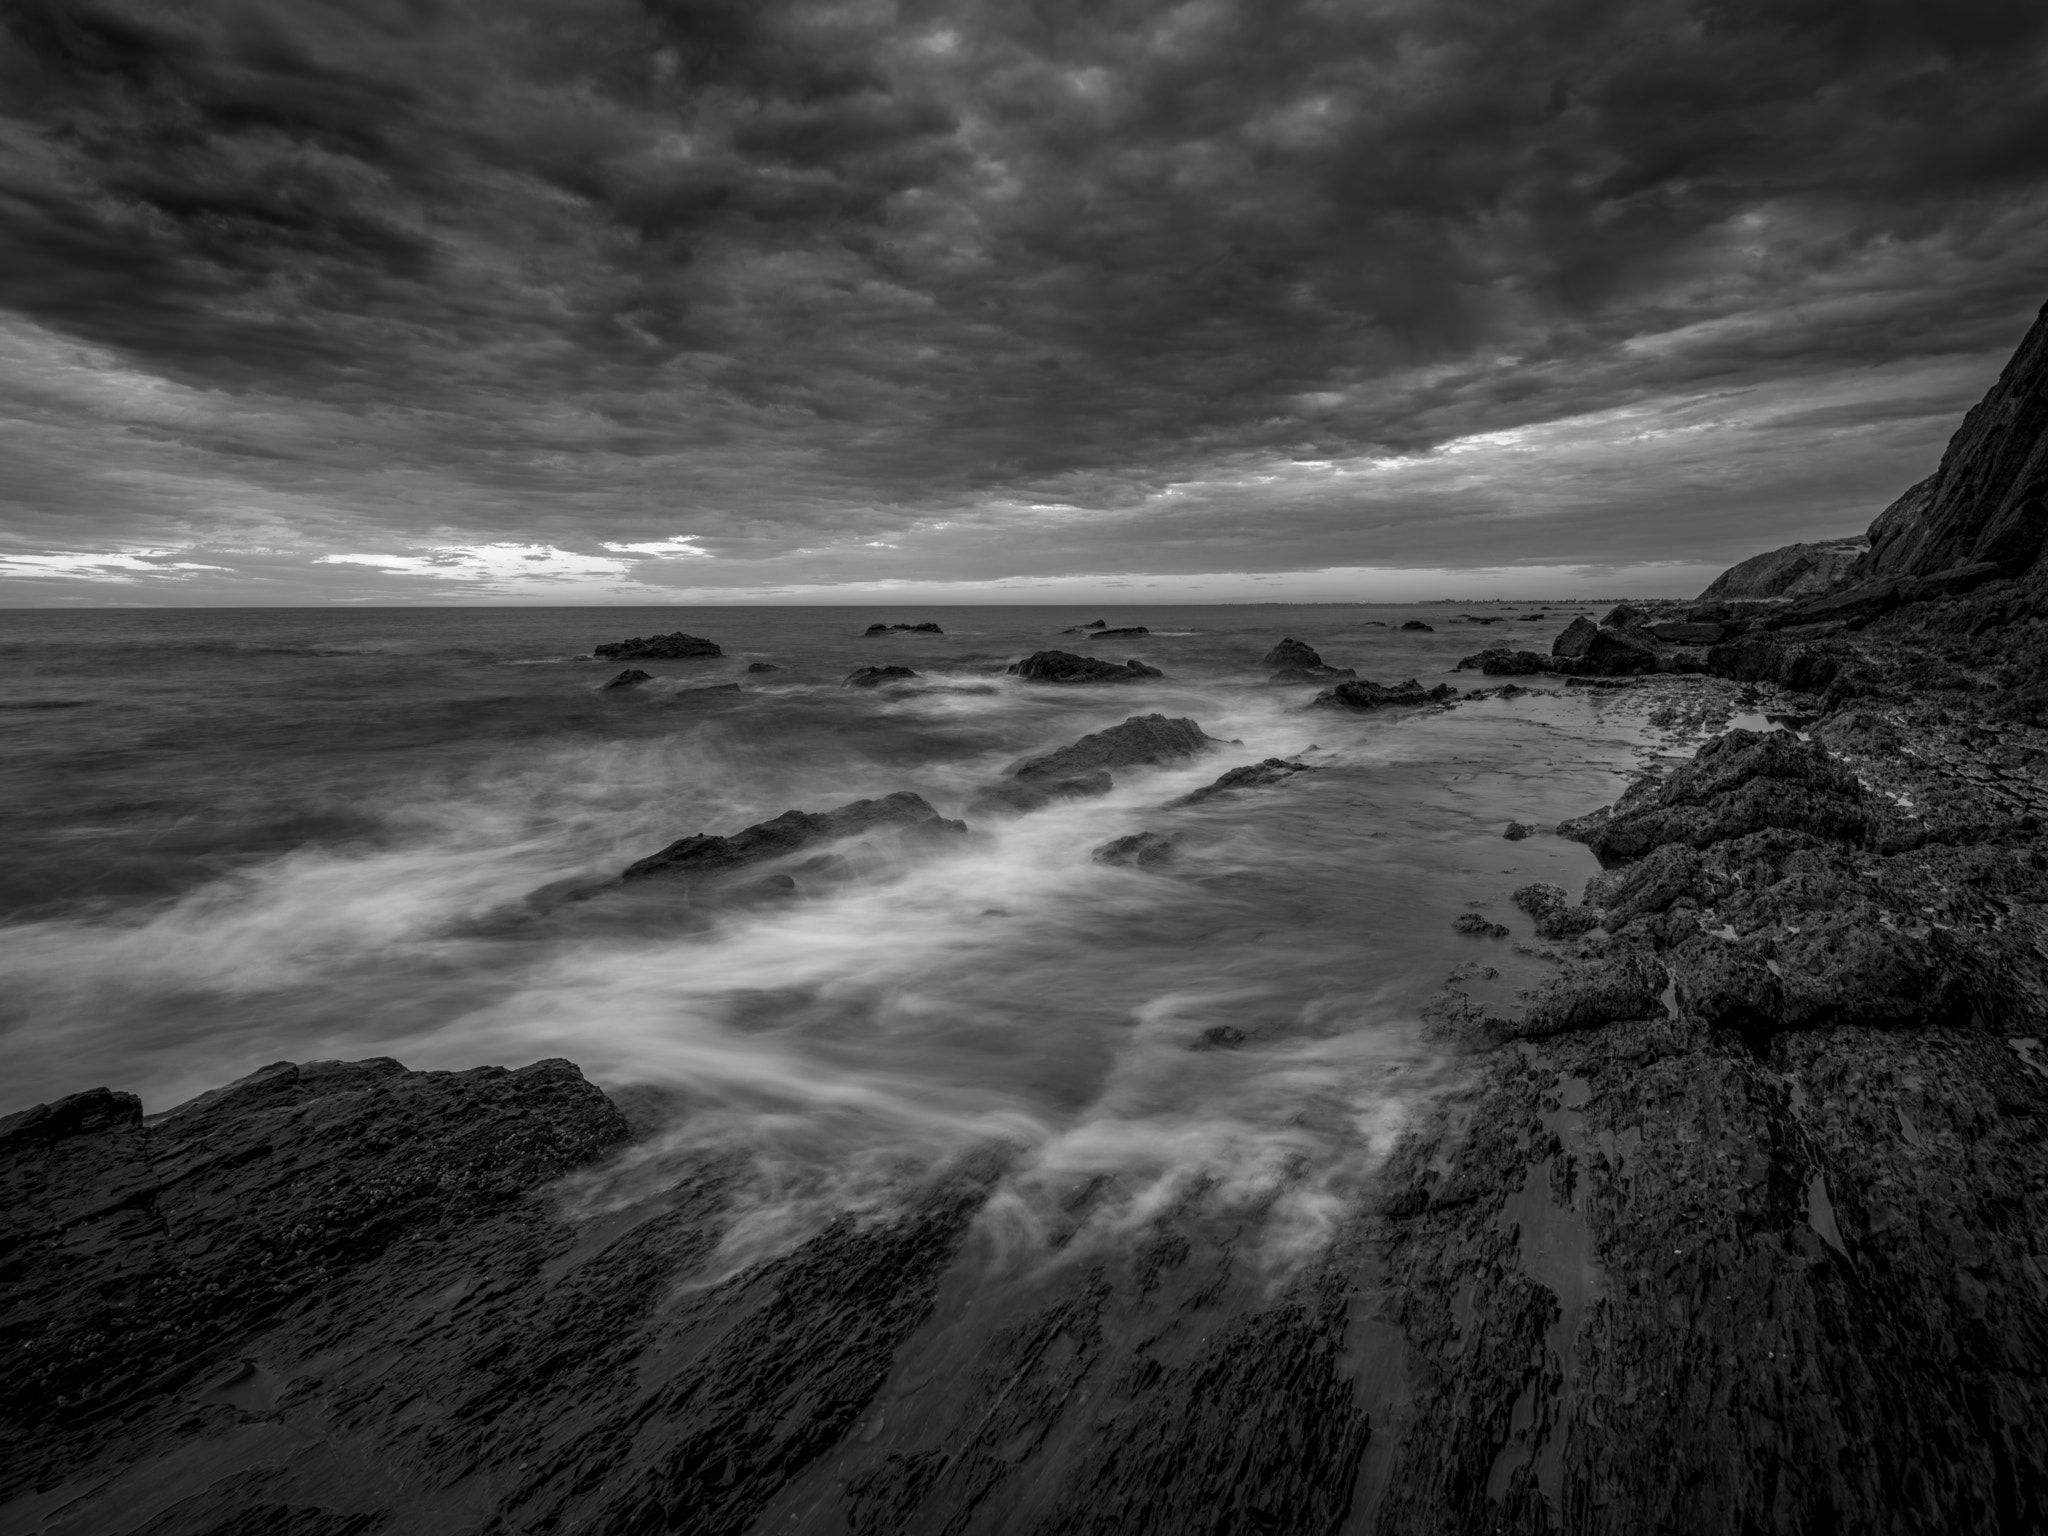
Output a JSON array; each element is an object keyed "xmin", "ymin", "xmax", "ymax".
[
  {"xmin": 865, "ymin": 622, "xmax": 944, "ymax": 634},
  {"xmin": 1308, "ymin": 678, "xmax": 1455, "ymax": 710},
  {"xmin": 1092, "ymin": 831, "xmax": 1180, "ymax": 869},
  {"xmin": 1096, "ymin": 626, "xmax": 1150, "ymax": 637},
  {"xmin": 1454, "ymin": 912, "xmax": 1508, "ymax": 937},
  {"xmin": 1187, "ymin": 1024, "xmax": 1246, "ymax": 1050},
  {"xmin": 1261, "ymin": 638, "xmax": 1325, "ymax": 669},
  {"xmin": 1059, "ymin": 619, "xmax": 1109, "ymax": 633},
  {"xmin": 1399, "ymin": 620, "xmax": 1433, "ymax": 631},
  {"xmin": 621, "ymin": 791, "xmax": 964, "ymax": 881},
  {"xmin": 1503, "ymin": 821, "xmax": 1534, "ymax": 840},
  {"xmin": 1008, "ymin": 651, "xmax": 1163, "ymax": 683},
  {"xmin": 1552, "ymin": 616, "xmax": 1598, "ymax": 657},
  {"xmin": 601, "ymin": 668, "xmax": 654, "ymax": 691},
  {"xmin": 1015, "ymin": 714, "xmax": 1217, "ymax": 781},
  {"xmin": 1168, "ymin": 758, "xmax": 1311, "ymax": 807},
  {"xmin": 1585, "ymin": 730, "xmax": 1868, "ymax": 864},
  {"xmin": 846, "ymin": 665, "xmax": 921, "ymax": 688},
  {"xmin": 746, "ymin": 661, "xmax": 783, "ymax": 672},
  {"xmin": 1514, "ymin": 946, "xmax": 1666, "ymax": 1036},
  {"xmin": 1458, "ymin": 648, "xmax": 1546, "ymax": 675},
  {"xmin": 594, "ymin": 632, "xmax": 722, "ymax": 660},
  {"xmin": 1600, "ymin": 603, "xmax": 1646, "ymax": 629},
  {"xmin": 1579, "ymin": 626, "xmax": 1660, "ymax": 675}
]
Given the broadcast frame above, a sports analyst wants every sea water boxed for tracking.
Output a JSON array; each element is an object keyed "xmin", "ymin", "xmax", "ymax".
[{"xmin": 0, "ymin": 602, "xmax": 1655, "ymax": 1273}]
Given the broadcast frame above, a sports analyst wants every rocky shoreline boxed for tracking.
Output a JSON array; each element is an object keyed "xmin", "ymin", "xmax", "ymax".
[
  {"xmin": 10, "ymin": 306, "xmax": 2048, "ymax": 1535},
  {"xmin": 6, "ymin": 626, "xmax": 2044, "ymax": 1535}
]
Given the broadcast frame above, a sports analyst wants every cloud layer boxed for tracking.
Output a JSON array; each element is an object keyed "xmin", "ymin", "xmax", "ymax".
[{"xmin": 5, "ymin": 0, "xmax": 2048, "ymax": 602}]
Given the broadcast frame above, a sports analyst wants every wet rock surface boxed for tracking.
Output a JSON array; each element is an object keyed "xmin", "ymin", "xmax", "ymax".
[
  {"xmin": 1008, "ymin": 650, "xmax": 1163, "ymax": 683},
  {"xmin": 593, "ymin": 631, "xmax": 722, "ymax": 660},
  {"xmin": 1013, "ymin": 714, "xmax": 1216, "ymax": 781},
  {"xmin": 599, "ymin": 667, "xmax": 652, "ymax": 690},
  {"xmin": 865, "ymin": 622, "xmax": 944, "ymax": 634},
  {"xmin": 1309, "ymin": 678, "xmax": 1457, "ymax": 711},
  {"xmin": 1167, "ymin": 756, "xmax": 1312, "ymax": 807},
  {"xmin": 620, "ymin": 791, "xmax": 965, "ymax": 882},
  {"xmin": 846, "ymin": 664, "xmax": 922, "ymax": 687},
  {"xmin": 1091, "ymin": 830, "xmax": 1180, "ymax": 868}
]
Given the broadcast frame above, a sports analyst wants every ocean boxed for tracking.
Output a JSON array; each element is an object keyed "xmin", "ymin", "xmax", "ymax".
[{"xmin": 0, "ymin": 602, "xmax": 1660, "ymax": 1275}]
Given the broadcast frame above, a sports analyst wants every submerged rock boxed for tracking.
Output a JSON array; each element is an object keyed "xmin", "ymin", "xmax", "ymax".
[
  {"xmin": 1453, "ymin": 912, "xmax": 1508, "ymax": 937},
  {"xmin": 1016, "ymin": 714, "xmax": 1217, "ymax": 781},
  {"xmin": 601, "ymin": 668, "xmax": 654, "ymax": 691},
  {"xmin": 1400, "ymin": 620, "xmax": 1433, "ymax": 631},
  {"xmin": 594, "ymin": 631, "xmax": 722, "ymax": 659},
  {"xmin": 1095, "ymin": 626, "xmax": 1150, "ymax": 637},
  {"xmin": 864, "ymin": 622, "xmax": 944, "ymax": 634},
  {"xmin": 1008, "ymin": 650, "xmax": 1163, "ymax": 683},
  {"xmin": 1059, "ymin": 619, "xmax": 1109, "ymax": 633},
  {"xmin": 970, "ymin": 771, "xmax": 1115, "ymax": 815},
  {"xmin": 1308, "ymin": 678, "xmax": 1456, "ymax": 710},
  {"xmin": 1168, "ymin": 757, "xmax": 1312, "ymax": 806},
  {"xmin": 746, "ymin": 661, "xmax": 783, "ymax": 672},
  {"xmin": 620, "ymin": 791, "xmax": 964, "ymax": 881},
  {"xmin": 1503, "ymin": 821, "xmax": 1534, "ymax": 840},
  {"xmin": 846, "ymin": 665, "xmax": 922, "ymax": 688},
  {"xmin": 1092, "ymin": 830, "xmax": 1180, "ymax": 868}
]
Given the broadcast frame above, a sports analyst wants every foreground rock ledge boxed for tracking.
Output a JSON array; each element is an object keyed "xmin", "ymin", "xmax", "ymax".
[{"xmin": 5, "ymin": 983, "xmax": 2042, "ymax": 1534}]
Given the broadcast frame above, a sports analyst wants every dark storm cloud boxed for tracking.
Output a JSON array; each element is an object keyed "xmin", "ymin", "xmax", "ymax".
[{"xmin": 3, "ymin": 0, "xmax": 2048, "ymax": 599}]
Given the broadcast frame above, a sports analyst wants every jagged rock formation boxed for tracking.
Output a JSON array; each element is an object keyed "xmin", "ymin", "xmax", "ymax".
[
  {"xmin": 593, "ymin": 631, "xmax": 722, "ymax": 659},
  {"xmin": 1007, "ymin": 651, "xmax": 1163, "ymax": 683},
  {"xmin": 600, "ymin": 667, "xmax": 653, "ymax": 690},
  {"xmin": 1310, "ymin": 678, "xmax": 1456, "ymax": 710},
  {"xmin": 972, "ymin": 715, "xmax": 1215, "ymax": 815},
  {"xmin": 846, "ymin": 665, "xmax": 921, "ymax": 687},
  {"xmin": 1167, "ymin": 757, "xmax": 1312, "ymax": 807},
  {"xmin": 1698, "ymin": 537, "xmax": 1868, "ymax": 601},
  {"xmin": 620, "ymin": 791, "xmax": 964, "ymax": 881},
  {"xmin": 1091, "ymin": 830, "xmax": 1180, "ymax": 868}
]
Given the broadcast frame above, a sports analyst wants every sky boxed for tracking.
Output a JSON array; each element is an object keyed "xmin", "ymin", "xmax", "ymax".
[{"xmin": 4, "ymin": 0, "xmax": 2048, "ymax": 606}]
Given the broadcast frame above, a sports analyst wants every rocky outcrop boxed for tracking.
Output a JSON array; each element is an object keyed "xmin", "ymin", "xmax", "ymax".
[
  {"xmin": 1309, "ymin": 678, "xmax": 1456, "ymax": 710},
  {"xmin": 601, "ymin": 668, "xmax": 653, "ymax": 690},
  {"xmin": 1013, "ymin": 714, "xmax": 1216, "ymax": 781},
  {"xmin": 1007, "ymin": 651, "xmax": 1163, "ymax": 683},
  {"xmin": 1167, "ymin": 757, "xmax": 1312, "ymax": 807},
  {"xmin": 1262, "ymin": 638, "xmax": 1357, "ymax": 685},
  {"xmin": 1059, "ymin": 619, "xmax": 1108, "ymax": 633},
  {"xmin": 1095, "ymin": 626, "xmax": 1150, "ymax": 637},
  {"xmin": 846, "ymin": 665, "xmax": 921, "ymax": 687},
  {"xmin": 620, "ymin": 791, "xmax": 964, "ymax": 881},
  {"xmin": 1400, "ymin": 620, "xmax": 1433, "ymax": 631},
  {"xmin": 1092, "ymin": 830, "xmax": 1179, "ymax": 868},
  {"xmin": 864, "ymin": 622, "xmax": 944, "ymax": 634},
  {"xmin": 969, "ymin": 716, "xmax": 1215, "ymax": 816},
  {"xmin": 1262, "ymin": 638, "xmax": 1324, "ymax": 669},
  {"xmin": 594, "ymin": 631, "xmax": 722, "ymax": 659},
  {"xmin": 1698, "ymin": 537, "xmax": 1868, "ymax": 602}
]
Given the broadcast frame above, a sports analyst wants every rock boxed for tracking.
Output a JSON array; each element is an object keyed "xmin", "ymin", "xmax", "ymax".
[
  {"xmin": 1514, "ymin": 946, "xmax": 1666, "ymax": 1035},
  {"xmin": 1060, "ymin": 619, "xmax": 1109, "ymax": 633},
  {"xmin": 1008, "ymin": 650, "xmax": 1163, "ymax": 683},
  {"xmin": 1095, "ymin": 626, "xmax": 1150, "ymax": 637},
  {"xmin": 1015, "ymin": 715, "xmax": 1217, "ymax": 781},
  {"xmin": 620, "ymin": 791, "xmax": 965, "ymax": 881},
  {"xmin": 970, "ymin": 771, "xmax": 1115, "ymax": 815},
  {"xmin": 1457, "ymin": 647, "xmax": 1547, "ymax": 675},
  {"xmin": 1706, "ymin": 635, "xmax": 1845, "ymax": 692},
  {"xmin": 1697, "ymin": 537, "xmax": 1867, "ymax": 602},
  {"xmin": 680, "ymin": 682, "xmax": 742, "ymax": 695},
  {"xmin": 1580, "ymin": 625, "xmax": 1660, "ymax": 675},
  {"xmin": 746, "ymin": 661, "xmax": 783, "ymax": 672},
  {"xmin": 1261, "ymin": 638, "xmax": 1325, "ymax": 669},
  {"xmin": 1399, "ymin": 620, "xmax": 1433, "ymax": 631},
  {"xmin": 846, "ymin": 665, "xmax": 922, "ymax": 688},
  {"xmin": 1649, "ymin": 621, "xmax": 1726, "ymax": 644},
  {"xmin": 593, "ymin": 631, "xmax": 722, "ymax": 660},
  {"xmin": 1600, "ymin": 603, "xmax": 1645, "ymax": 629},
  {"xmin": 865, "ymin": 622, "xmax": 944, "ymax": 634},
  {"xmin": 1585, "ymin": 729, "xmax": 1868, "ymax": 863},
  {"xmin": 1307, "ymin": 678, "xmax": 1455, "ymax": 710},
  {"xmin": 1551, "ymin": 616, "xmax": 1598, "ymax": 658},
  {"xmin": 601, "ymin": 668, "xmax": 654, "ymax": 690},
  {"xmin": 1511, "ymin": 881, "xmax": 1601, "ymax": 939},
  {"xmin": 1453, "ymin": 913, "xmax": 1508, "ymax": 937},
  {"xmin": 1503, "ymin": 821, "xmax": 1534, "ymax": 840},
  {"xmin": 1270, "ymin": 664, "xmax": 1358, "ymax": 685},
  {"xmin": 1092, "ymin": 831, "xmax": 1180, "ymax": 868},
  {"xmin": 1168, "ymin": 758, "xmax": 1312, "ymax": 807}
]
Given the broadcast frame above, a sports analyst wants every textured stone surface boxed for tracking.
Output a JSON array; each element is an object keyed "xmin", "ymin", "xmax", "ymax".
[{"xmin": 620, "ymin": 791, "xmax": 964, "ymax": 881}]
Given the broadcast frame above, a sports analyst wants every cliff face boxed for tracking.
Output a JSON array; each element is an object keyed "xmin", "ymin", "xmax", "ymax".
[
  {"xmin": 1854, "ymin": 301, "xmax": 2048, "ymax": 585},
  {"xmin": 1697, "ymin": 536, "xmax": 1867, "ymax": 601}
]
